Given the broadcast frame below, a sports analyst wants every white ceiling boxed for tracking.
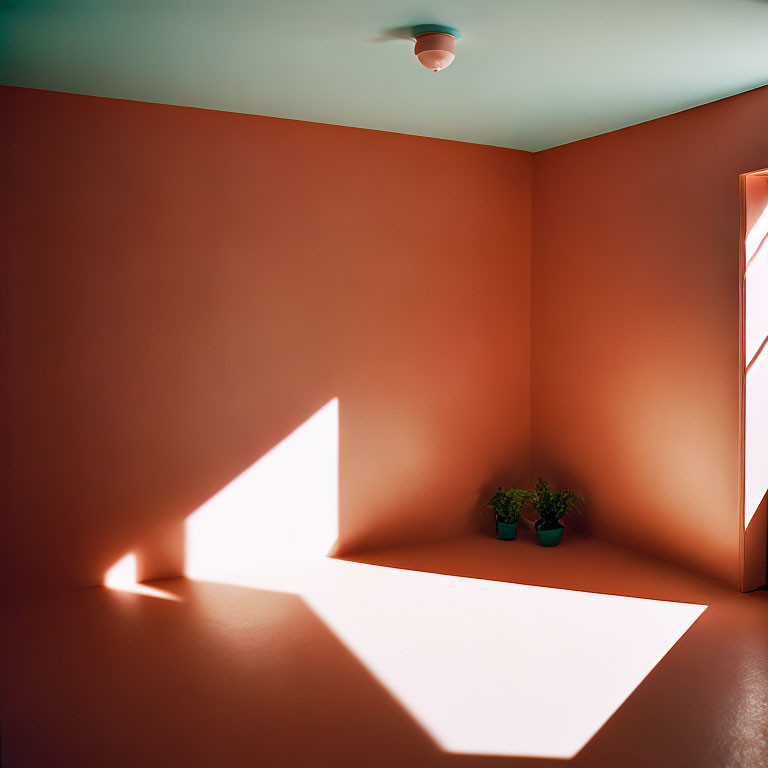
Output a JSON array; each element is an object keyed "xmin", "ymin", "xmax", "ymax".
[{"xmin": 2, "ymin": 0, "xmax": 768, "ymax": 150}]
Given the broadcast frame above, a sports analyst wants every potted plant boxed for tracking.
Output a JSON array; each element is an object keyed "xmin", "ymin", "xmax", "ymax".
[
  {"xmin": 528, "ymin": 477, "xmax": 583, "ymax": 546},
  {"xmin": 486, "ymin": 486, "xmax": 528, "ymax": 540}
]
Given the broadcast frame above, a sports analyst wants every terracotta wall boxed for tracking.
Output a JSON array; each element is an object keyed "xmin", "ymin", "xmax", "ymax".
[
  {"xmin": 4, "ymin": 83, "xmax": 767, "ymax": 598},
  {"xmin": 0, "ymin": 86, "xmax": 532, "ymax": 598},
  {"xmin": 531, "ymin": 86, "xmax": 768, "ymax": 586}
]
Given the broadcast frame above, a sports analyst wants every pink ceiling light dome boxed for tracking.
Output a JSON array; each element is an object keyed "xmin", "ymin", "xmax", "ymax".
[
  {"xmin": 415, "ymin": 33, "xmax": 455, "ymax": 72},
  {"xmin": 412, "ymin": 25, "xmax": 461, "ymax": 72}
]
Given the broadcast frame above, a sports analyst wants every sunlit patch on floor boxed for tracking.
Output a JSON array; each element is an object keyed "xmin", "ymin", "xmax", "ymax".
[
  {"xmin": 209, "ymin": 558, "xmax": 706, "ymax": 759},
  {"xmin": 103, "ymin": 391, "xmax": 706, "ymax": 757}
]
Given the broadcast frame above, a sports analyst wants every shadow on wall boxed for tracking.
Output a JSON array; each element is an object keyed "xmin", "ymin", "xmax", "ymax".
[{"xmin": 102, "ymin": 395, "xmax": 515, "ymax": 586}]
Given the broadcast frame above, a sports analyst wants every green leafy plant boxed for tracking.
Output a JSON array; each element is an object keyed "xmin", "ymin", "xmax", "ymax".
[
  {"xmin": 486, "ymin": 486, "xmax": 528, "ymax": 525},
  {"xmin": 529, "ymin": 477, "xmax": 583, "ymax": 531}
]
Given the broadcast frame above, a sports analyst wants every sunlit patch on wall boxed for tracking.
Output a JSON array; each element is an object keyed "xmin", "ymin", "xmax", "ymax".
[
  {"xmin": 745, "ymin": 191, "xmax": 768, "ymax": 272},
  {"xmin": 216, "ymin": 559, "xmax": 706, "ymax": 759},
  {"xmin": 746, "ymin": 350, "xmax": 768, "ymax": 529},
  {"xmin": 184, "ymin": 398, "xmax": 339, "ymax": 579},
  {"xmin": 745, "ymin": 178, "xmax": 768, "ymax": 529},
  {"xmin": 103, "ymin": 553, "xmax": 181, "ymax": 600}
]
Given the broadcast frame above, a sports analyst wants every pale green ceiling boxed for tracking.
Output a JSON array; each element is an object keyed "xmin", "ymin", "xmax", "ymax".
[{"xmin": 2, "ymin": 0, "xmax": 768, "ymax": 151}]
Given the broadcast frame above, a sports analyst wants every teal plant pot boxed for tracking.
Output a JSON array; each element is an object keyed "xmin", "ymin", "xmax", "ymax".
[
  {"xmin": 497, "ymin": 521, "xmax": 517, "ymax": 540},
  {"xmin": 536, "ymin": 525, "xmax": 563, "ymax": 547}
]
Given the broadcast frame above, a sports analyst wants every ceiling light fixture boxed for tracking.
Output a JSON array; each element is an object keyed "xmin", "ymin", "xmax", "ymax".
[{"xmin": 411, "ymin": 24, "xmax": 461, "ymax": 72}]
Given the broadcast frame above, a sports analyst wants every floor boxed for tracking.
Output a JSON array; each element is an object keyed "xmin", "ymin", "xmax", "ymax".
[{"xmin": 2, "ymin": 527, "xmax": 767, "ymax": 768}]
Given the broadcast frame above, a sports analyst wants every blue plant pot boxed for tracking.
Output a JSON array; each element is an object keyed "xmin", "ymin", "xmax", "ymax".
[
  {"xmin": 497, "ymin": 521, "xmax": 518, "ymax": 540},
  {"xmin": 536, "ymin": 525, "xmax": 563, "ymax": 546}
]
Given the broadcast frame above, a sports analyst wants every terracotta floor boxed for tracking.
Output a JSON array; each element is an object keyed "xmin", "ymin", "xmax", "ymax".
[{"xmin": 2, "ymin": 529, "xmax": 767, "ymax": 768}]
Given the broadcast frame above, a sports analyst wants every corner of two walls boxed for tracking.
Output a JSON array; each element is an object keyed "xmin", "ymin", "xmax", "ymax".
[{"xmin": 530, "ymin": 85, "xmax": 768, "ymax": 587}]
